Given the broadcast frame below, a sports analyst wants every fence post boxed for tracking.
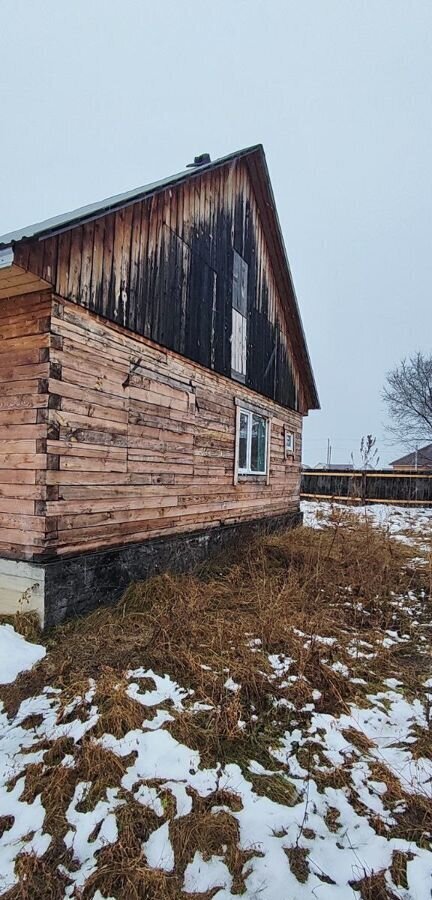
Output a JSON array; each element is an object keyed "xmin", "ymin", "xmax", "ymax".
[{"xmin": 362, "ymin": 470, "xmax": 367, "ymax": 503}]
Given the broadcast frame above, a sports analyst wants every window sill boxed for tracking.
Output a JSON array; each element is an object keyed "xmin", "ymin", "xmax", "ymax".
[{"xmin": 237, "ymin": 474, "xmax": 268, "ymax": 483}]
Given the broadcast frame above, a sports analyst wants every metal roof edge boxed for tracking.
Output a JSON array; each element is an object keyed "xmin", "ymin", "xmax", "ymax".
[{"xmin": 0, "ymin": 145, "xmax": 262, "ymax": 250}]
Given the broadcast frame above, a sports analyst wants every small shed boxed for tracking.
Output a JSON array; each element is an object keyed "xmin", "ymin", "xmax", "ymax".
[{"xmin": 0, "ymin": 145, "xmax": 319, "ymax": 625}]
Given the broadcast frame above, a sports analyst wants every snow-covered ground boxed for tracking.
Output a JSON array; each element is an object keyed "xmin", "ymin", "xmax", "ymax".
[
  {"xmin": 0, "ymin": 624, "xmax": 45, "ymax": 685},
  {"xmin": 301, "ymin": 499, "xmax": 432, "ymax": 551},
  {"xmin": 1, "ymin": 652, "xmax": 431, "ymax": 898},
  {"xmin": 0, "ymin": 504, "xmax": 431, "ymax": 899}
]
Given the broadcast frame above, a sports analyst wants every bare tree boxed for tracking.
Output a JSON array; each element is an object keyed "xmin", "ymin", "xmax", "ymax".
[
  {"xmin": 350, "ymin": 435, "xmax": 380, "ymax": 469},
  {"xmin": 360, "ymin": 435, "xmax": 380, "ymax": 469},
  {"xmin": 383, "ymin": 353, "xmax": 432, "ymax": 446}
]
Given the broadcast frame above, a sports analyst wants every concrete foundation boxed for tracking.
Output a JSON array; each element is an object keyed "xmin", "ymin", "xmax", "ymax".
[
  {"xmin": 0, "ymin": 558, "xmax": 45, "ymax": 622},
  {"xmin": 0, "ymin": 509, "xmax": 302, "ymax": 629}
]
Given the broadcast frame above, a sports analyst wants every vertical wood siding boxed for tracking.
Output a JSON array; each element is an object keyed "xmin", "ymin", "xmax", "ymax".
[
  {"xmin": 0, "ymin": 293, "xmax": 51, "ymax": 559},
  {"xmin": 15, "ymin": 159, "xmax": 304, "ymax": 414}
]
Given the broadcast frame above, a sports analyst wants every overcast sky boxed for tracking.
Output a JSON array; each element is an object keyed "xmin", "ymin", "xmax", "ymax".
[{"xmin": 1, "ymin": 1, "xmax": 431, "ymax": 465}]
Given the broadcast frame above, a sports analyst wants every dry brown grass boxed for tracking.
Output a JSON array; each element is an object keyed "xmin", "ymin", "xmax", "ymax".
[
  {"xmin": 1, "ymin": 853, "xmax": 70, "ymax": 900},
  {"xmin": 0, "ymin": 815, "xmax": 14, "ymax": 838},
  {"xmin": 285, "ymin": 846, "xmax": 310, "ymax": 883},
  {"xmin": 82, "ymin": 847, "xmax": 178, "ymax": 900},
  {"xmin": 324, "ymin": 806, "xmax": 341, "ymax": 833},
  {"xmin": 341, "ymin": 727, "xmax": 376, "ymax": 753},
  {"xmin": 390, "ymin": 850, "xmax": 414, "ymax": 890},
  {"xmin": 350, "ymin": 870, "xmax": 400, "ymax": 899},
  {"xmin": 75, "ymin": 739, "xmax": 135, "ymax": 811},
  {"xmin": 4, "ymin": 734, "xmax": 139, "ymax": 892},
  {"xmin": 366, "ymin": 761, "xmax": 432, "ymax": 848},
  {"xmin": 19, "ymin": 761, "xmax": 76, "ymax": 846},
  {"xmin": 408, "ymin": 723, "xmax": 432, "ymax": 760},
  {"xmin": 0, "ymin": 612, "xmax": 41, "ymax": 644},
  {"xmin": 249, "ymin": 772, "xmax": 300, "ymax": 806},
  {"xmin": 0, "ymin": 513, "xmax": 421, "ymax": 720},
  {"xmin": 169, "ymin": 791, "xmax": 255, "ymax": 892},
  {"xmin": 80, "ymin": 792, "xmax": 177, "ymax": 898},
  {"xmin": 92, "ymin": 667, "xmax": 148, "ymax": 738}
]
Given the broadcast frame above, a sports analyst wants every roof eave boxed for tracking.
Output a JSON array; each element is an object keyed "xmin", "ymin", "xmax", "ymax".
[{"xmin": 244, "ymin": 147, "xmax": 320, "ymax": 411}]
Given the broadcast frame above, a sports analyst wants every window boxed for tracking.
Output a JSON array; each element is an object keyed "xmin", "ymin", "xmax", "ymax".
[
  {"xmin": 231, "ymin": 251, "xmax": 248, "ymax": 382},
  {"xmin": 285, "ymin": 429, "xmax": 295, "ymax": 456},
  {"xmin": 238, "ymin": 408, "xmax": 268, "ymax": 475},
  {"xmin": 232, "ymin": 250, "xmax": 248, "ymax": 315}
]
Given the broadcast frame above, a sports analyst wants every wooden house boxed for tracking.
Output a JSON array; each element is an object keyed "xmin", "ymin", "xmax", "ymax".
[
  {"xmin": 390, "ymin": 445, "xmax": 432, "ymax": 471},
  {"xmin": 0, "ymin": 145, "xmax": 319, "ymax": 626}
]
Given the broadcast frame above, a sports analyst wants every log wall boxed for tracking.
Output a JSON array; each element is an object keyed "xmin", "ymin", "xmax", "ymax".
[
  {"xmin": 0, "ymin": 293, "xmax": 51, "ymax": 559},
  {"xmin": 44, "ymin": 298, "xmax": 302, "ymax": 557}
]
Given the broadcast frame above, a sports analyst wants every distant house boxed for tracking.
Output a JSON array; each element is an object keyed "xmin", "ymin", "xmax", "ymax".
[
  {"xmin": 312, "ymin": 463, "xmax": 354, "ymax": 471},
  {"xmin": 390, "ymin": 444, "xmax": 432, "ymax": 470},
  {"xmin": 326, "ymin": 463, "xmax": 354, "ymax": 471},
  {"xmin": 0, "ymin": 144, "xmax": 319, "ymax": 626}
]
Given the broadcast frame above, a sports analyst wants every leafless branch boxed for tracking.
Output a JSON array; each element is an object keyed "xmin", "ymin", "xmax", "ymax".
[{"xmin": 382, "ymin": 352, "xmax": 432, "ymax": 447}]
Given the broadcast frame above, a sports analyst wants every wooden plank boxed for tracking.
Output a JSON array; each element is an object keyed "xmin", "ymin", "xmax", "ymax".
[
  {"xmin": 0, "ymin": 440, "xmax": 39, "ymax": 454},
  {"xmin": 46, "ymin": 470, "xmax": 152, "ymax": 485},
  {"xmin": 0, "ymin": 483, "xmax": 45, "ymax": 499},
  {"xmin": 0, "ymin": 409, "xmax": 39, "ymax": 426},
  {"xmin": 67, "ymin": 227, "xmax": 83, "ymax": 301},
  {"xmin": 80, "ymin": 221, "xmax": 95, "ymax": 308},
  {"xmin": 51, "ymin": 377, "xmax": 128, "ymax": 411},
  {"xmin": 47, "ymin": 495, "xmax": 178, "ymax": 516},
  {"xmin": 0, "ymin": 393, "xmax": 48, "ymax": 411},
  {"xmin": 0, "ymin": 528, "xmax": 45, "ymax": 547},
  {"xmin": 112, "ymin": 208, "xmax": 125, "ymax": 321},
  {"xmin": 56, "ymin": 230, "xmax": 72, "ymax": 297},
  {"xmin": 47, "ymin": 440, "xmax": 126, "ymax": 460},
  {"xmin": 0, "ymin": 364, "xmax": 49, "ymax": 383},
  {"xmin": 54, "ymin": 400, "xmax": 129, "ymax": 430},
  {"xmin": 0, "ymin": 333, "xmax": 50, "ymax": 353},
  {"xmin": 0, "ymin": 276, "xmax": 51, "ymax": 300},
  {"xmin": 60, "ymin": 456, "xmax": 127, "ymax": 473},
  {"xmin": 101, "ymin": 212, "xmax": 115, "ymax": 319},
  {"xmin": 90, "ymin": 217, "xmax": 105, "ymax": 312},
  {"xmin": 0, "ymin": 511, "xmax": 45, "ymax": 531},
  {"xmin": 0, "ymin": 498, "xmax": 35, "ymax": 515},
  {"xmin": 0, "ymin": 454, "xmax": 47, "ymax": 469}
]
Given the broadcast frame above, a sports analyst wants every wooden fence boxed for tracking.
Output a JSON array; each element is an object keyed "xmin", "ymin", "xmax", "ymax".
[{"xmin": 301, "ymin": 469, "xmax": 432, "ymax": 506}]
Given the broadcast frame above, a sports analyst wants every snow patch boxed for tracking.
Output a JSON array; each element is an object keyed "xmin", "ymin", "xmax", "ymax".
[{"xmin": 0, "ymin": 624, "xmax": 45, "ymax": 685}]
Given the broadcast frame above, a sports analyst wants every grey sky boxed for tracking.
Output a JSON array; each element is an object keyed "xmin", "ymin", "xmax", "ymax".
[{"xmin": 1, "ymin": 0, "xmax": 431, "ymax": 465}]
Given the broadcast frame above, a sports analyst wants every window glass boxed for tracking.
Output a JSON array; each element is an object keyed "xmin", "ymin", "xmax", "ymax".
[
  {"xmin": 237, "ymin": 407, "xmax": 268, "ymax": 475},
  {"xmin": 285, "ymin": 431, "xmax": 294, "ymax": 454},
  {"xmin": 239, "ymin": 412, "xmax": 249, "ymax": 470},
  {"xmin": 232, "ymin": 250, "xmax": 248, "ymax": 316},
  {"xmin": 251, "ymin": 414, "xmax": 267, "ymax": 473}
]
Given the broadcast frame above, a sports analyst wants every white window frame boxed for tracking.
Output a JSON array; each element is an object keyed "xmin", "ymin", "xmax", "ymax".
[
  {"xmin": 237, "ymin": 407, "xmax": 269, "ymax": 476},
  {"xmin": 285, "ymin": 429, "xmax": 295, "ymax": 457}
]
